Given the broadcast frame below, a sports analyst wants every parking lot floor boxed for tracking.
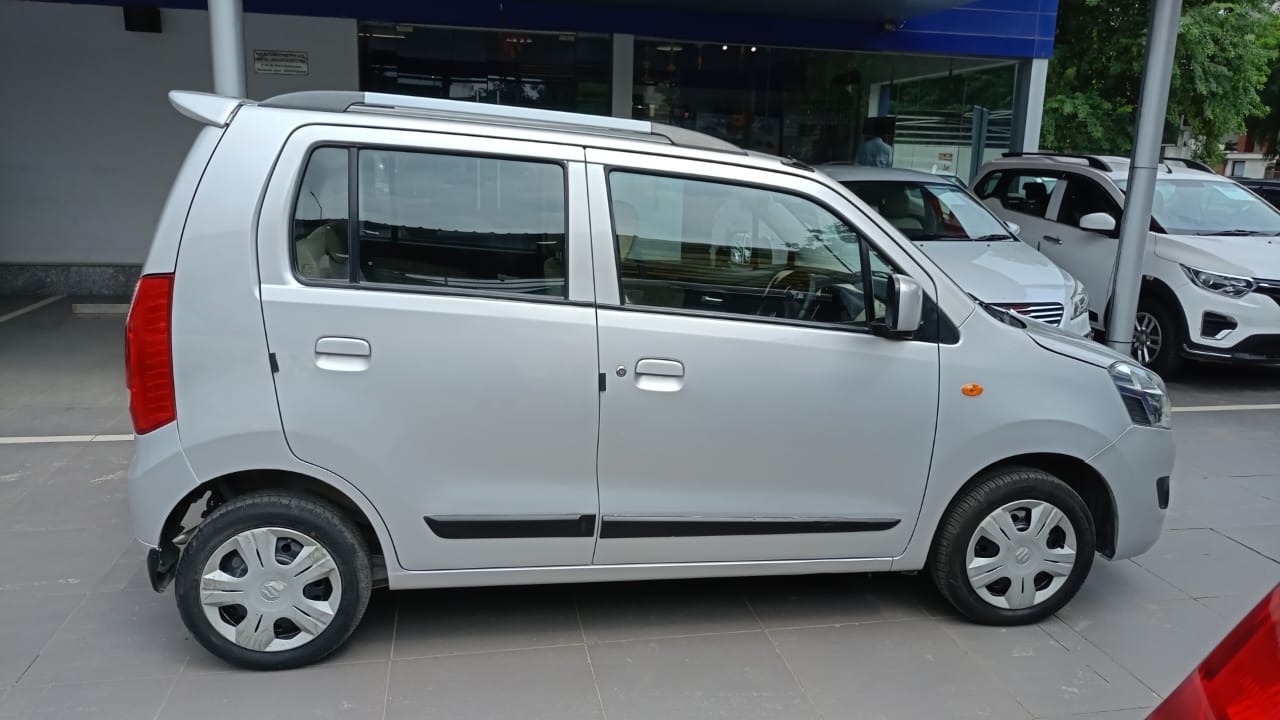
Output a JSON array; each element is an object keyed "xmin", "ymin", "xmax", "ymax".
[{"xmin": 1, "ymin": 296, "xmax": 1278, "ymax": 720}]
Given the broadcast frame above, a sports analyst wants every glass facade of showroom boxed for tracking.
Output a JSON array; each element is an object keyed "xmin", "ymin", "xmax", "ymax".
[{"xmin": 358, "ymin": 22, "xmax": 1018, "ymax": 174}]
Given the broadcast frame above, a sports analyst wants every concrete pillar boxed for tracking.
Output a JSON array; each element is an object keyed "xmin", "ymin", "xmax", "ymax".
[
  {"xmin": 209, "ymin": 0, "xmax": 245, "ymax": 97},
  {"xmin": 611, "ymin": 34, "xmax": 635, "ymax": 119},
  {"xmin": 1009, "ymin": 58, "xmax": 1048, "ymax": 152}
]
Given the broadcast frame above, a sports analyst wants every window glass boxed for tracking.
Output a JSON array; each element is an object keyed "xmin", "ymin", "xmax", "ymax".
[
  {"xmin": 975, "ymin": 172, "xmax": 1003, "ymax": 198},
  {"xmin": 1119, "ymin": 178, "xmax": 1280, "ymax": 236},
  {"xmin": 995, "ymin": 172, "xmax": 1058, "ymax": 218},
  {"xmin": 357, "ymin": 149, "xmax": 566, "ymax": 297},
  {"xmin": 293, "ymin": 148, "xmax": 350, "ymax": 281},
  {"xmin": 609, "ymin": 172, "xmax": 893, "ymax": 328},
  {"xmin": 844, "ymin": 180, "xmax": 1012, "ymax": 241},
  {"xmin": 1056, "ymin": 176, "xmax": 1117, "ymax": 229}
]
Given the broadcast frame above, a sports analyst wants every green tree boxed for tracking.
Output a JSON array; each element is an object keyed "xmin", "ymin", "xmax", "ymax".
[{"xmin": 1043, "ymin": 0, "xmax": 1280, "ymax": 165}]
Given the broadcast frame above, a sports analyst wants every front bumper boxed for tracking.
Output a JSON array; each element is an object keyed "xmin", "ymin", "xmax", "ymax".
[
  {"xmin": 1062, "ymin": 310, "xmax": 1093, "ymax": 338},
  {"xmin": 1172, "ymin": 281, "xmax": 1280, "ymax": 365},
  {"xmin": 1088, "ymin": 424, "xmax": 1174, "ymax": 560},
  {"xmin": 1183, "ymin": 334, "xmax": 1280, "ymax": 366}
]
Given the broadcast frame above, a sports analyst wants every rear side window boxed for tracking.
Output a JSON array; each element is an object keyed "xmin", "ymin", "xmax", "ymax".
[
  {"xmin": 290, "ymin": 147, "xmax": 567, "ymax": 298},
  {"xmin": 992, "ymin": 172, "xmax": 1060, "ymax": 218},
  {"xmin": 293, "ymin": 148, "xmax": 350, "ymax": 281}
]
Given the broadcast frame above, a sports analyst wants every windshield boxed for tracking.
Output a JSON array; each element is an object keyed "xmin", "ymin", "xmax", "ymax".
[
  {"xmin": 1118, "ymin": 178, "xmax": 1280, "ymax": 236},
  {"xmin": 843, "ymin": 180, "xmax": 1012, "ymax": 241}
]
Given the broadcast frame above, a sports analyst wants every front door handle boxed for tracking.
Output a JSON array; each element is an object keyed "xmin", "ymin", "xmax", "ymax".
[
  {"xmin": 636, "ymin": 359, "xmax": 684, "ymax": 377},
  {"xmin": 1043, "ymin": 235, "xmax": 1064, "ymax": 244},
  {"xmin": 316, "ymin": 337, "xmax": 371, "ymax": 357}
]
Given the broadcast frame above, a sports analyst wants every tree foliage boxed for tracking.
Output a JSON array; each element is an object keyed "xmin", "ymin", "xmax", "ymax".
[{"xmin": 1043, "ymin": 0, "xmax": 1280, "ymax": 165}]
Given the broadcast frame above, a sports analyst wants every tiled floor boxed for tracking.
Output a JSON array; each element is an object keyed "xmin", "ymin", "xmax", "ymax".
[{"xmin": 2, "ymin": 297, "xmax": 1279, "ymax": 720}]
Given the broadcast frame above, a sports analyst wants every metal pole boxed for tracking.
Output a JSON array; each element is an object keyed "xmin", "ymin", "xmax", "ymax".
[
  {"xmin": 209, "ymin": 0, "xmax": 245, "ymax": 97},
  {"xmin": 1107, "ymin": 0, "xmax": 1182, "ymax": 354}
]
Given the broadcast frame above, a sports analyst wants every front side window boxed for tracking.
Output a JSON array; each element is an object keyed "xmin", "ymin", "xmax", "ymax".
[
  {"xmin": 293, "ymin": 147, "xmax": 350, "ymax": 281},
  {"xmin": 1056, "ymin": 176, "xmax": 1118, "ymax": 229},
  {"xmin": 844, "ymin": 180, "xmax": 1013, "ymax": 241},
  {"xmin": 1120, "ymin": 178, "xmax": 1280, "ymax": 236},
  {"xmin": 994, "ymin": 172, "xmax": 1059, "ymax": 218},
  {"xmin": 608, "ymin": 171, "xmax": 892, "ymax": 328},
  {"xmin": 357, "ymin": 150, "xmax": 567, "ymax": 296}
]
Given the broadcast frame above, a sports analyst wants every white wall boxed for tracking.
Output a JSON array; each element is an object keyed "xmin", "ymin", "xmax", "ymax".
[{"xmin": 0, "ymin": 2, "xmax": 357, "ymax": 265}]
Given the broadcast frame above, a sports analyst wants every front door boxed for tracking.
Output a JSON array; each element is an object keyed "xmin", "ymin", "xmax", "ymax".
[
  {"xmin": 257, "ymin": 127, "xmax": 600, "ymax": 571},
  {"xmin": 1042, "ymin": 174, "xmax": 1124, "ymax": 324},
  {"xmin": 585, "ymin": 155, "xmax": 941, "ymax": 565}
]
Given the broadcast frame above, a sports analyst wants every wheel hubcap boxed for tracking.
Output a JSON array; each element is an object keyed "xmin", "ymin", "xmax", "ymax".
[
  {"xmin": 965, "ymin": 500, "xmax": 1078, "ymax": 610},
  {"xmin": 199, "ymin": 527, "xmax": 342, "ymax": 652},
  {"xmin": 1133, "ymin": 312, "xmax": 1163, "ymax": 365}
]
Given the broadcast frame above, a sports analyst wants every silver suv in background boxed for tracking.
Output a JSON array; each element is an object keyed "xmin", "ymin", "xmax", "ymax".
[
  {"xmin": 820, "ymin": 164, "xmax": 1091, "ymax": 337},
  {"xmin": 127, "ymin": 91, "xmax": 1174, "ymax": 670},
  {"xmin": 975, "ymin": 152, "xmax": 1280, "ymax": 375}
]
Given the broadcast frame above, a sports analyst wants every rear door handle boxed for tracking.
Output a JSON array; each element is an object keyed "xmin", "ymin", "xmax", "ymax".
[
  {"xmin": 1043, "ymin": 235, "xmax": 1063, "ymax": 244},
  {"xmin": 316, "ymin": 337, "xmax": 371, "ymax": 356},
  {"xmin": 636, "ymin": 359, "xmax": 684, "ymax": 377}
]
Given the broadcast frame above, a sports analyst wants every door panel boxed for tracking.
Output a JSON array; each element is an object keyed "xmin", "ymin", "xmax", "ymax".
[
  {"xmin": 256, "ymin": 127, "xmax": 600, "ymax": 571},
  {"xmin": 1042, "ymin": 176, "xmax": 1122, "ymax": 321},
  {"xmin": 587, "ymin": 160, "xmax": 941, "ymax": 565}
]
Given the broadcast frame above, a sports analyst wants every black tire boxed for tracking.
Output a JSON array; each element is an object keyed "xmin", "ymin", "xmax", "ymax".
[
  {"xmin": 1133, "ymin": 296, "xmax": 1183, "ymax": 378},
  {"xmin": 174, "ymin": 492, "xmax": 372, "ymax": 670},
  {"xmin": 929, "ymin": 467, "xmax": 1095, "ymax": 625}
]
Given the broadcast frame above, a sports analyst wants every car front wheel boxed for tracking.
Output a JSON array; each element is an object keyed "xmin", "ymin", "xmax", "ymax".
[
  {"xmin": 1133, "ymin": 298, "xmax": 1183, "ymax": 377},
  {"xmin": 174, "ymin": 491, "xmax": 372, "ymax": 670},
  {"xmin": 930, "ymin": 467, "xmax": 1095, "ymax": 625}
]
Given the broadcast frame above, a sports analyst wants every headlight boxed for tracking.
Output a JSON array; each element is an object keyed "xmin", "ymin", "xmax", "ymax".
[
  {"xmin": 1181, "ymin": 265, "xmax": 1255, "ymax": 298},
  {"xmin": 1070, "ymin": 278, "xmax": 1089, "ymax": 319},
  {"xmin": 1109, "ymin": 361, "xmax": 1172, "ymax": 429}
]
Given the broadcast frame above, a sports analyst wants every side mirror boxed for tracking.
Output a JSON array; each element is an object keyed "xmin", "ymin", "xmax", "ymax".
[
  {"xmin": 1080, "ymin": 212, "xmax": 1117, "ymax": 234},
  {"xmin": 876, "ymin": 274, "xmax": 923, "ymax": 338},
  {"xmin": 1005, "ymin": 221, "xmax": 1022, "ymax": 236}
]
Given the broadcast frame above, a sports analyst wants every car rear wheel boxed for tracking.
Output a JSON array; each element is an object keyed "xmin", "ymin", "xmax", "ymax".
[
  {"xmin": 930, "ymin": 467, "xmax": 1095, "ymax": 625},
  {"xmin": 174, "ymin": 492, "xmax": 372, "ymax": 670}
]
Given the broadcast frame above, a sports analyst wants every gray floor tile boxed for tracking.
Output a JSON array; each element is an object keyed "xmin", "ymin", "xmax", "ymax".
[
  {"xmin": 590, "ymin": 630, "xmax": 817, "ymax": 720},
  {"xmin": 0, "ymin": 443, "xmax": 83, "ymax": 505},
  {"xmin": 158, "ymin": 660, "xmax": 388, "ymax": 720},
  {"xmin": 577, "ymin": 580, "xmax": 760, "ymax": 643},
  {"xmin": 1132, "ymin": 528, "xmax": 1280, "ymax": 599},
  {"xmin": 1217, "ymin": 524, "xmax": 1280, "ymax": 562},
  {"xmin": 0, "ymin": 406, "xmax": 128, "ymax": 437},
  {"xmin": 93, "ymin": 541, "xmax": 153, "ymax": 594},
  {"xmin": 1035, "ymin": 708, "xmax": 1157, "ymax": 720},
  {"xmin": 20, "ymin": 590, "xmax": 192, "ymax": 686},
  {"xmin": 940, "ymin": 619, "xmax": 1158, "ymax": 717},
  {"xmin": 0, "ymin": 594, "xmax": 85, "ymax": 687},
  {"xmin": 1229, "ymin": 474, "xmax": 1280, "ymax": 502},
  {"xmin": 0, "ymin": 444, "xmax": 131, "ymax": 532},
  {"xmin": 1063, "ymin": 559, "xmax": 1187, "ymax": 617},
  {"xmin": 1056, "ymin": 599, "xmax": 1231, "ymax": 695},
  {"xmin": 1164, "ymin": 476, "xmax": 1280, "ymax": 529},
  {"xmin": 1196, "ymin": 591, "xmax": 1272, "ymax": 626},
  {"xmin": 0, "ymin": 677, "xmax": 173, "ymax": 720},
  {"xmin": 392, "ymin": 587, "xmax": 583, "ymax": 659},
  {"xmin": 746, "ymin": 574, "xmax": 933, "ymax": 629},
  {"xmin": 0, "ymin": 524, "xmax": 134, "ymax": 596},
  {"xmin": 771, "ymin": 619, "xmax": 1031, "ymax": 719},
  {"xmin": 387, "ymin": 645, "xmax": 602, "ymax": 720},
  {"xmin": 1170, "ymin": 413, "xmax": 1280, "ymax": 478}
]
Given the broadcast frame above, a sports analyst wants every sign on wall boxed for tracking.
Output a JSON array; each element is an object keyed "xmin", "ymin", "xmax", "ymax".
[{"xmin": 253, "ymin": 50, "xmax": 309, "ymax": 76}]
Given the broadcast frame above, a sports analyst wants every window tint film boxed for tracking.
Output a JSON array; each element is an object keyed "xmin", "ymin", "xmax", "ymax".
[
  {"xmin": 357, "ymin": 150, "xmax": 567, "ymax": 297},
  {"xmin": 293, "ymin": 148, "xmax": 350, "ymax": 281},
  {"xmin": 1057, "ymin": 176, "xmax": 1117, "ymax": 228},
  {"xmin": 608, "ymin": 171, "xmax": 892, "ymax": 328},
  {"xmin": 996, "ymin": 173, "xmax": 1058, "ymax": 218}
]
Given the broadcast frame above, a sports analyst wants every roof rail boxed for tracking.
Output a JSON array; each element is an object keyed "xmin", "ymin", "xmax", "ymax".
[
  {"xmin": 258, "ymin": 90, "xmax": 746, "ymax": 155},
  {"xmin": 1159, "ymin": 157, "xmax": 1216, "ymax": 174},
  {"xmin": 1002, "ymin": 152, "xmax": 1112, "ymax": 171}
]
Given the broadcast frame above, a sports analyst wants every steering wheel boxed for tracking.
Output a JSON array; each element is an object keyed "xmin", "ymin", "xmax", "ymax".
[{"xmin": 757, "ymin": 268, "xmax": 821, "ymax": 320}]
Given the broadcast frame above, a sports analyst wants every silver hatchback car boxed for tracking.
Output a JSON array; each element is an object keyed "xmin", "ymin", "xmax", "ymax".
[{"xmin": 127, "ymin": 90, "xmax": 1175, "ymax": 670}]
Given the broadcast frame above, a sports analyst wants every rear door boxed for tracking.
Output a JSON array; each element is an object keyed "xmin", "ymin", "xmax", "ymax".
[
  {"xmin": 256, "ymin": 125, "xmax": 600, "ymax": 572},
  {"xmin": 978, "ymin": 169, "xmax": 1064, "ymax": 250}
]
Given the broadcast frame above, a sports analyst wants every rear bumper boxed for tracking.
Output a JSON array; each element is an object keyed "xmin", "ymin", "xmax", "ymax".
[{"xmin": 1088, "ymin": 425, "xmax": 1174, "ymax": 560}]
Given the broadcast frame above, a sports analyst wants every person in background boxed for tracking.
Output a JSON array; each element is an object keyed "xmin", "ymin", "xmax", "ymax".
[{"xmin": 855, "ymin": 118, "xmax": 894, "ymax": 168}]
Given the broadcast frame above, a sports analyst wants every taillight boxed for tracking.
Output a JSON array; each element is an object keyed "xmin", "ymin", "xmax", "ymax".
[
  {"xmin": 125, "ymin": 274, "xmax": 176, "ymax": 434},
  {"xmin": 1149, "ymin": 583, "xmax": 1280, "ymax": 719}
]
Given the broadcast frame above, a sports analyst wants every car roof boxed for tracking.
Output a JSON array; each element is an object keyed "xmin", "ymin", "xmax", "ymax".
[
  {"xmin": 816, "ymin": 164, "xmax": 956, "ymax": 183},
  {"xmin": 979, "ymin": 153, "xmax": 1227, "ymax": 184}
]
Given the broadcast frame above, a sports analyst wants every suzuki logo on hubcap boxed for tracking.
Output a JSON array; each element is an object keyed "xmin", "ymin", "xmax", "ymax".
[
  {"xmin": 260, "ymin": 580, "xmax": 286, "ymax": 602},
  {"xmin": 1014, "ymin": 546, "xmax": 1033, "ymax": 564}
]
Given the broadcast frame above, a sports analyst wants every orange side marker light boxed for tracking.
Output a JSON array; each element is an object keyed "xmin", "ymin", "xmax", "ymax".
[{"xmin": 961, "ymin": 384, "xmax": 984, "ymax": 397}]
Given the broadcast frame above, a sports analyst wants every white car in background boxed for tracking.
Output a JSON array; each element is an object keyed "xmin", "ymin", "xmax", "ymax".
[
  {"xmin": 973, "ymin": 153, "xmax": 1280, "ymax": 375},
  {"xmin": 821, "ymin": 164, "xmax": 1092, "ymax": 337}
]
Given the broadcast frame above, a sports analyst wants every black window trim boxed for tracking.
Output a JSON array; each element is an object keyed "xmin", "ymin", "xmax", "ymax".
[
  {"xmin": 287, "ymin": 141, "xmax": 577, "ymax": 307},
  {"xmin": 600, "ymin": 165, "xmax": 947, "ymax": 341},
  {"xmin": 990, "ymin": 168, "xmax": 1065, "ymax": 219}
]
